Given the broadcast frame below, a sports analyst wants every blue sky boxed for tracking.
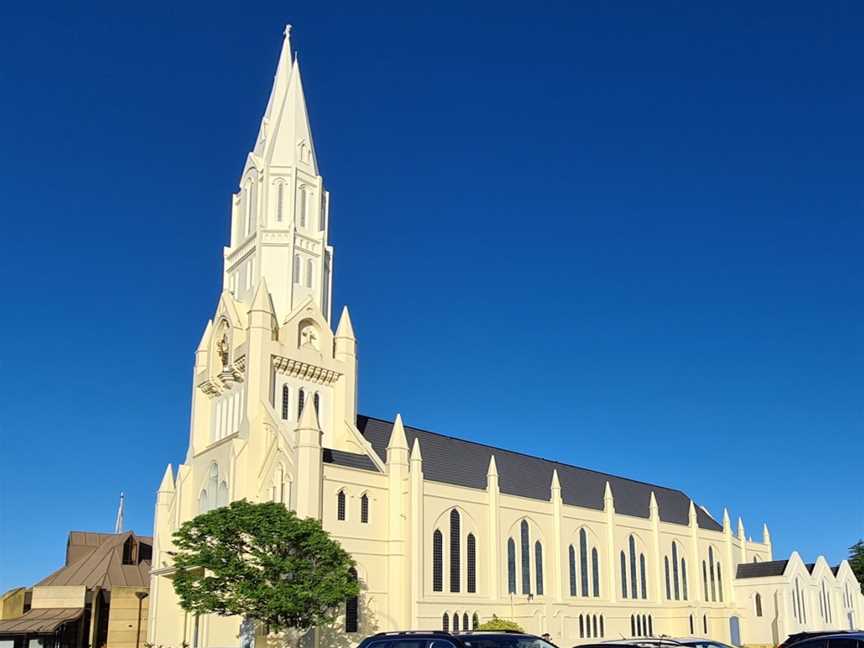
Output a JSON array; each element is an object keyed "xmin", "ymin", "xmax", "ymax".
[{"xmin": 1, "ymin": 1, "xmax": 862, "ymax": 590}]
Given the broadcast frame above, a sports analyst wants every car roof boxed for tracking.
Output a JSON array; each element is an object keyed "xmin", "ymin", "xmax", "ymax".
[{"xmin": 790, "ymin": 633, "xmax": 864, "ymax": 643}]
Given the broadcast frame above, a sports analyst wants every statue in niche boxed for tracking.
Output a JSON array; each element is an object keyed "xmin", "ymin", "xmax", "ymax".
[
  {"xmin": 217, "ymin": 332, "xmax": 230, "ymax": 369},
  {"xmin": 300, "ymin": 325, "xmax": 319, "ymax": 350}
]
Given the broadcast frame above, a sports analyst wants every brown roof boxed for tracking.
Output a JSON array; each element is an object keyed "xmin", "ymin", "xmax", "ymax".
[
  {"xmin": 38, "ymin": 532, "xmax": 152, "ymax": 590},
  {"xmin": 0, "ymin": 608, "xmax": 84, "ymax": 635}
]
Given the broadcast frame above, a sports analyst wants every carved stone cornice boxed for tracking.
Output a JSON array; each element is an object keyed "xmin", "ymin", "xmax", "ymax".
[
  {"xmin": 197, "ymin": 357, "xmax": 246, "ymax": 397},
  {"xmin": 272, "ymin": 354, "xmax": 341, "ymax": 384}
]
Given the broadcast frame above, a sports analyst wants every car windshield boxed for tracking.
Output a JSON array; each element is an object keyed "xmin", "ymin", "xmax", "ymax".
[{"xmin": 461, "ymin": 635, "xmax": 558, "ymax": 648}]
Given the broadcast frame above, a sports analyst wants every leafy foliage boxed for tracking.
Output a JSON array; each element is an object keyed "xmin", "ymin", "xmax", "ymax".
[
  {"xmin": 172, "ymin": 500, "xmax": 358, "ymax": 632},
  {"xmin": 850, "ymin": 539, "xmax": 864, "ymax": 593},
  {"xmin": 476, "ymin": 615, "xmax": 524, "ymax": 632}
]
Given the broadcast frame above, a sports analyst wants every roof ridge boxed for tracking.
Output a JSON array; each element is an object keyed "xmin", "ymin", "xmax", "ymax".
[{"xmin": 359, "ymin": 414, "xmax": 697, "ymax": 498}]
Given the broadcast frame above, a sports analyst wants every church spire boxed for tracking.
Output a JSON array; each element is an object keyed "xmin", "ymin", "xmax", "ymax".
[{"xmin": 223, "ymin": 26, "xmax": 333, "ymax": 323}]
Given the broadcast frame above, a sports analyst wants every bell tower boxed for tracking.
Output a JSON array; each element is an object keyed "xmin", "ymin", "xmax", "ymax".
[{"xmin": 223, "ymin": 25, "xmax": 333, "ymax": 323}]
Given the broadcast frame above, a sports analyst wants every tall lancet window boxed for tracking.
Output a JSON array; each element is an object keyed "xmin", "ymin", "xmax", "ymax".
[
  {"xmin": 298, "ymin": 389, "xmax": 305, "ymax": 416},
  {"xmin": 467, "ymin": 533, "xmax": 476, "ymax": 593},
  {"xmin": 507, "ymin": 538, "xmax": 517, "ymax": 594},
  {"xmin": 293, "ymin": 255, "xmax": 301, "ymax": 284},
  {"xmin": 276, "ymin": 181, "xmax": 285, "ymax": 222},
  {"xmin": 246, "ymin": 171, "xmax": 258, "ymax": 235},
  {"xmin": 298, "ymin": 187, "xmax": 307, "ymax": 227},
  {"xmin": 281, "ymin": 385, "xmax": 290, "ymax": 420},
  {"xmin": 449, "ymin": 509, "xmax": 461, "ymax": 592},
  {"xmin": 432, "ymin": 530, "xmax": 443, "ymax": 592},
  {"xmin": 520, "ymin": 521, "xmax": 530, "ymax": 595},
  {"xmin": 580, "ymin": 528, "xmax": 589, "ymax": 596},
  {"xmin": 534, "ymin": 541, "xmax": 544, "ymax": 596},
  {"xmin": 306, "ymin": 259, "xmax": 314, "ymax": 288}
]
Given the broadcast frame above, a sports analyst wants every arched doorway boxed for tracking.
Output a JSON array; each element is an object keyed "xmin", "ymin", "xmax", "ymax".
[{"xmin": 729, "ymin": 616, "xmax": 741, "ymax": 646}]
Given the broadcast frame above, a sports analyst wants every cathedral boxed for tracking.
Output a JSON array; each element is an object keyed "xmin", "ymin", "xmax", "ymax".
[{"xmin": 147, "ymin": 26, "xmax": 863, "ymax": 648}]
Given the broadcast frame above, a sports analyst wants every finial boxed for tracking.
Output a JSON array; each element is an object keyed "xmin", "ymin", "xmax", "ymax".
[
  {"xmin": 487, "ymin": 455, "xmax": 499, "ymax": 477},
  {"xmin": 410, "ymin": 437, "xmax": 422, "ymax": 462},
  {"xmin": 386, "ymin": 413, "xmax": 408, "ymax": 450},
  {"xmin": 284, "ymin": 24, "xmax": 292, "ymax": 37}
]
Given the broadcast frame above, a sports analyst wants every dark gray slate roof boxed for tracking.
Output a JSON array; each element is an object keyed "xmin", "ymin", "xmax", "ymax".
[
  {"xmin": 323, "ymin": 448, "xmax": 379, "ymax": 472},
  {"xmin": 357, "ymin": 415, "xmax": 722, "ymax": 531},
  {"xmin": 736, "ymin": 560, "xmax": 789, "ymax": 579}
]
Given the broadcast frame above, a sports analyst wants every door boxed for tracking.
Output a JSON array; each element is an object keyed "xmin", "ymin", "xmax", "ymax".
[{"xmin": 729, "ymin": 615, "xmax": 741, "ymax": 646}]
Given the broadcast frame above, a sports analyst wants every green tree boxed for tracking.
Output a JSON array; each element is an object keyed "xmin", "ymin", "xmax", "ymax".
[
  {"xmin": 172, "ymin": 500, "xmax": 359, "ymax": 634},
  {"xmin": 849, "ymin": 539, "xmax": 864, "ymax": 592},
  {"xmin": 476, "ymin": 615, "xmax": 524, "ymax": 632}
]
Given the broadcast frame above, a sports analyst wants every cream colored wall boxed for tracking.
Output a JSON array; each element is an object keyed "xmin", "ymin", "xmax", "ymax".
[
  {"xmin": 31, "ymin": 586, "xmax": 86, "ymax": 609},
  {"xmin": 0, "ymin": 588, "xmax": 25, "ymax": 620},
  {"xmin": 106, "ymin": 588, "xmax": 149, "ymax": 648}
]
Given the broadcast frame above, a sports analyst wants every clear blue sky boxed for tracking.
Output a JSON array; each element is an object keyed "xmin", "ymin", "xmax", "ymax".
[{"xmin": 1, "ymin": 1, "xmax": 862, "ymax": 591}]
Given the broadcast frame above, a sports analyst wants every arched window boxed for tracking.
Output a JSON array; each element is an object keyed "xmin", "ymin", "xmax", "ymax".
[
  {"xmin": 463, "ymin": 613, "xmax": 469, "ymax": 631},
  {"xmin": 336, "ymin": 490, "xmax": 346, "ymax": 521},
  {"xmin": 580, "ymin": 528, "xmax": 589, "ymax": 596},
  {"xmin": 579, "ymin": 615, "xmax": 585, "ymax": 639},
  {"xmin": 360, "ymin": 494, "xmax": 369, "ymax": 524},
  {"xmin": 467, "ymin": 533, "xmax": 477, "ymax": 593},
  {"xmin": 755, "ymin": 593, "xmax": 763, "ymax": 617},
  {"xmin": 198, "ymin": 489, "xmax": 208, "ymax": 513},
  {"xmin": 345, "ymin": 568, "xmax": 359, "ymax": 633},
  {"xmin": 293, "ymin": 255, "xmax": 301, "ymax": 284},
  {"xmin": 442, "ymin": 613, "xmax": 449, "ymax": 632},
  {"xmin": 635, "ymin": 614, "xmax": 641, "ymax": 636},
  {"xmin": 450, "ymin": 509, "xmax": 461, "ymax": 592},
  {"xmin": 703, "ymin": 614, "xmax": 708, "ymax": 634},
  {"xmin": 281, "ymin": 385, "xmax": 290, "ymax": 420},
  {"xmin": 630, "ymin": 615, "xmax": 635, "ymax": 637},
  {"xmin": 305, "ymin": 259, "xmax": 313, "ymax": 288},
  {"xmin": 507, "ymin": 538, "xmax": 517, "ymax": 594},
  {"xmin": 298, "ymin": 389, "xmax": 305, "ymax": 416},
  {"xmin": 647, "ymin": 615, "xmax": 653, "ymax": 636},
  {"xmin": 313, "ymin": 392, "xmax": 320, "ymax": 414},
  {"xmin": 276, "ymin": 181, "xmax": 285, "ymax": 222},
  {"xmin": 520, "ymin": 521, "xmax": 530, "ymax": 595},
  {"xmin": 689, "ymin": 614, "xmax": 694, "ymax": 635},
  {"xmin": 620, "ymin": 551, "xmax": 628, "ymax": 598},
  {"xmin": 702, "ymin": 560, "xmax": 709, "ymax": 601},
  {"xmin": 218, "ymin": 481, "xmax": 228, "ymax": 507},
  {"xmin": 682, "ymin": 557, "xmax": 689, "ymax": 600},
  {"xmin": 472, "ymin": 612, "xmax": 479, "ymax": 629},
  {"xmin": 592, "ymin": 547, "xmax": 600, "ymax": 597},
  {"xmin": 629, "ymin": 536, "xmax": 638, "ymax": 599},
  {"xmin": 600, "ymin": 615, "xmax": 605, "ymax": 638},
  {"xmin": 709, "ymin": 547, "xmax": 717, "ymax": 601},
  {"xmin": 716, "ymin": 563, "xmax": 723, "ymax": 602},
  {"xmin": 246, "ymin": 174, "xmax": 257, "ymax": 235},
  {"xmin": 672, "ymin": 542, "xmax": 680, "ymax": 600},
  {"xmin": 592, "ymin": 615, "xmax": 598, "ymax": 638},
  {"xmin": 453, "ymin": 613, "xmax": 459, "ymax": 632},
  {"xmin": 534, "ymin": 541, "xmax": 544, "ymax": 596},
  {"xmin": 432, "ymin": 530, "xmax": 443, "ymax": 592},
  {"xmin": 298, "ymin": 187, "xmax": 307, "ymax": 227},
  {"xmin": 640, "ymin": 553, "xmax": 648, "ymax": 599},
  {"xmin": 569, "ymin": 546, "xmax": 577, "ymax": 596}
]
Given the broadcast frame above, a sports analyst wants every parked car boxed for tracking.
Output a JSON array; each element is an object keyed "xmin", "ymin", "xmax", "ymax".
[
  {"xmin": 357, "ymin": 630, "xmax": 560, "ymax": 648},
  {"xmin": 779, "ymin": 633, "xmax": 856, "ymax": 648},
  {"xmin": 781, "ymin": 632, "xmax": 864, "ymax": 648}
]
